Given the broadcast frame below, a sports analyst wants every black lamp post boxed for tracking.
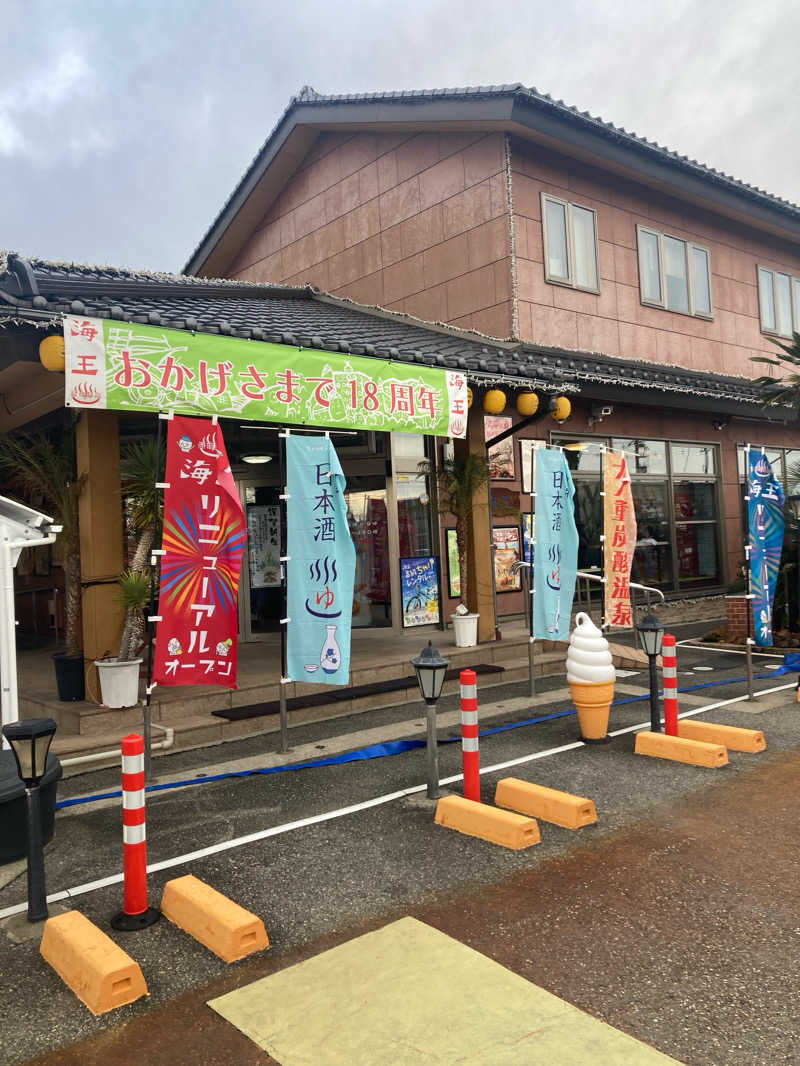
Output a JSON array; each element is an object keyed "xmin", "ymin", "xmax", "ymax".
[
  {"xmin": 636, "ymin": 614, "xmax": 665, "ymax": 733},
  {"xmin": 411, "ymin": 641, "xmax": 450, "ymax": 799},
  {"xmin": 2, "ymin": 717, "xmax": 57, "ymax": 921}
]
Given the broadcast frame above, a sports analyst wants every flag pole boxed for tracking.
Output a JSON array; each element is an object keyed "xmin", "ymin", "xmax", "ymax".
[
  {"xmin": 278, "ymin": 429, "xmax": 290, "ymax": 753},
  {"xmin": 528, "ymin": 445, "xmax": 536, "ymax": 698},
  {"xmin": 743, "ymin": 443, "xmax": 755, "ymax": 701},
  {"xmin": 600, "ymin": 445, "xmax": 607, "ymax": 630},
  {"xmin": 144, "ymin": 411, "xmax": 169, "ymax": 783}
]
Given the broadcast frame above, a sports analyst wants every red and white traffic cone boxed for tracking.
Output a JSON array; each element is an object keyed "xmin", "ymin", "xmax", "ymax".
[
  {"xmin": 662, "ymin": 634, "xmax": 678, "ymax": 736},
  {"xmin": 111, "ymin": 733, "xmax": 160, "ymax": 930},
  {"xmin": 460, "ymin": 669, "xmax": 481, "ymax": 802}
]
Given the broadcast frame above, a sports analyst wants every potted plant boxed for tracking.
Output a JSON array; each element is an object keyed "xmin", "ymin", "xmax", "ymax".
[
  {"xmin": 0, "ymin": 425, "xmax": 86, "ymax": 699},
  {"xmin": 94, "ymin": 438, "xmax": 161, "ymax": 708},
  {"xmin": 420, "ymin": 452, "xmax": 490, "ymax": 648},
  {"xmin": 95, "ymin": 569, "xmax": 150, "ymax": 708}
]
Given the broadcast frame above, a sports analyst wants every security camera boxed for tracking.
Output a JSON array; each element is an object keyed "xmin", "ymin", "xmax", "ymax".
[{"xmin": 588, "ymin": 404, "xmax": 613, "ymax": 428}]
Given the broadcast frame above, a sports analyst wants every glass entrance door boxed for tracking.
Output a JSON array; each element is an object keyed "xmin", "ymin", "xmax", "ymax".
[{"xmin": 236, "ymin": 470, "xmax": 395, "ymax": 639}]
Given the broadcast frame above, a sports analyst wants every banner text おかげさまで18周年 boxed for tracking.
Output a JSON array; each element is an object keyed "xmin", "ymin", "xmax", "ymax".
[{"xmin": 63, "ymin": 317, "xmax": 468, "ymax": 438}]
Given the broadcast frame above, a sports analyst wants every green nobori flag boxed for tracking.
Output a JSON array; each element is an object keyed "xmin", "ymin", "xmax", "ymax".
[{"xmin": 63, "ymin": 316, "xmax": 468, "ymax": 438}]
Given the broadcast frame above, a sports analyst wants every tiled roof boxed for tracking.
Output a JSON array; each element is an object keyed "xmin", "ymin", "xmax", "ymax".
[
  {"xmin": 0, "ymin": 253, "xmax": 767, "ymax": 407},
  {"xmin": 185, "ymin": 83, "xmax": 800, "ymax": 275}
]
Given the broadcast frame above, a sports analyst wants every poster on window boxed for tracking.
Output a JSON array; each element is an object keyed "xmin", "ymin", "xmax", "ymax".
[
  {"xmin": 493, "ymin": 527, "xmax": 522, "ymax": 592},
  {"xmin": 247, "ymin": 505, "xmax": 281, "ymax": 588},
  {"xmin": 400, "ymin": 556, "xmax": 440, "ymax": 627},
  {"xmin": 485, "ymin": 416, "xmax": 515, "ymax": 479},
  {"xmin": 603, "ymin": 450, "xmax": 637, "ymax": 628},
  {"xmin": 152, "ymin": 415, "xmax": 247, "ymax": 690},
  {"xmin": 520, "ymin": 439, "xmax": 546, "ymax": 494},
  {"xmin": 446, "ymin": 529, "xmax": 461, "ymax": 599}
]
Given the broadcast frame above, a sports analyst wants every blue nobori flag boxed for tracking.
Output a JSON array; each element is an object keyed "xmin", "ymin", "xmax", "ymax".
[
  {"xmin": 286, "ymin": 436, "xmax": 355, "ymax": 684},
  {"xmin": 534, "ymin": 448, "xmax": 578, "ymax": 641},
  {"xmin": 748, "ymin": 448, "xmax": 784, "ymax": 646}
]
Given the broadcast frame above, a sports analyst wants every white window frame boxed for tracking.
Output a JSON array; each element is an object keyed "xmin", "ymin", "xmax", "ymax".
[
  {"xmin": 636, "ymin": 225, "xmax": 713, "ymax": 320},
  {"xmin": 757, "ymin": 265, "xmax": 800, "ymax": 338},
  {"xmin": 541, "ymin": 193, "xmax": 600, "ymax": 294}
]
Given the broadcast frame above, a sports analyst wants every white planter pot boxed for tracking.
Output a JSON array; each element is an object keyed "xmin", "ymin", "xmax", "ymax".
[
  {"xmin": 451, "ymin": 613, "xmax": 479, "ymax": 648},
  {"xmin": 95, "ymin": 658, "xmax": 143, "ymax": 708}
]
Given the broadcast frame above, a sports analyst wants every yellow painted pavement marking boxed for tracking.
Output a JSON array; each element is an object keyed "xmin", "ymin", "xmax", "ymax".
[{"xmin": 209, "ymin": 917, "xmax": 683, "ymax": 1065}]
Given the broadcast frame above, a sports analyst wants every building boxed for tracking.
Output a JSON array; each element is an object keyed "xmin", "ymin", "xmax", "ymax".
[
  {"xmin": 1, "ymin": 83, "xmax": 799, "ymax": 703},
  {"xmin": 184, "ymin": 83, "xmax": 800, "ymax": 608}
]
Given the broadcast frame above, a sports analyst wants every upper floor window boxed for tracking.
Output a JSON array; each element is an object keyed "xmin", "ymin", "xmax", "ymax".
[
  {"xmin": 757, "ymin": 266, "xmax": 800, "ymax": 338},
  {"xmin": 541, "ymin": 193, "xmax": 599, "ymax": 293},
  {"xmin": 636, "ymin": 225, "xmax": 712, "ymax": 319}
]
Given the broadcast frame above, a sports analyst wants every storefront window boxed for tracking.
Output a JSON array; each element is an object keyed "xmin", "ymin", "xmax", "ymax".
[
  {"xmin": 573, "ymin": 480, "xmax": 602, "ymax": 571},
  {"xmin": 555, "ymin": 438, "xmax": 602, "ymax": 474},
  {"xmin": 631, "ymin": 482, "xmax": 673, "ymax": 588},
  {"xmin": 553, "ymin": 432, "xmax": 722, "ymax": 594},
  {"xmin": 673, "ymin": 481, "xmax": 716, "ymax": 521},
  {"xmin": 670, "ymin": 443, "xmax": 716, "ymax": 476},
  {"xmin": 397, "ymin": 475, "xmax": 433, "ymax": 557},
  {"xmin": 676, "ymin": 523, "xmax": 719, "ymax": 587},
  {"xmin": 346, "ymin": 477, "xmax": 392, "ymax": 628},
  {"xmin": 612, "ymin": 439, "xmax": 667, "ymax": 476},
  {"xmin": 392, "ymin": 433, "xmax": 426, "ymax": 461}
]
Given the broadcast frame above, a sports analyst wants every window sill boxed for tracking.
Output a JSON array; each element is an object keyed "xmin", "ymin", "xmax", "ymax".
[
  {"xmin": 639, "ymin": 298, "xmax": 714, "ymax": 322},
  {"xmin": 544, "ymin": 275, "xmax": 601, "ymax": 296}
]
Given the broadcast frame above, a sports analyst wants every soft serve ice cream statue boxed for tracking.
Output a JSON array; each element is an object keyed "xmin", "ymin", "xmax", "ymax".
[{"xmin": 566, "ymin": 612, "xmax": 616, "ymax": 742}]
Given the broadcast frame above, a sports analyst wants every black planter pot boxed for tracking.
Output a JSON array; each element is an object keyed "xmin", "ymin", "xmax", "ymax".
[
  {"xmin": 53, "ymin": 652, "xmax": 85, "ymax": 702},
  {"xmin": 0, "ymin": 751, "xmax": 62, "ymax": 864}
]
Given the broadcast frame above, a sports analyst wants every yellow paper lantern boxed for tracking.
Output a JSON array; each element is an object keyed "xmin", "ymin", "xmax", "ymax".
[
  {"xmin": 39, "ymin": 335, "xmax": 66, "ymax": 372},
  {"xmin": 550, "ymin": 396, "xmax": 572, "ymax": 423},
  {"xmin": 516, "ymin": 392, "xmax": 539, "ymax": 417},
  {"xmin": 483, "ymin": 388, "xmax": 507, "ymax": 414},
  {"xmin": 466, "ymin": 387, "xmax": 473, "ymax": 408}
]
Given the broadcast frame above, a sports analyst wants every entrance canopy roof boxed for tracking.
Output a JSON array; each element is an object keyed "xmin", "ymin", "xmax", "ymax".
[{"xmin": 0, "ymin": 252, "xmax": 778, "ymax": 433}]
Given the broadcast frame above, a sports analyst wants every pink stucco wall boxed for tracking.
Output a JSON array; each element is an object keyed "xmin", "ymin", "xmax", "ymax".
[
  {"xmin": 511, "ymin": 137, "xmax": 800, "ymax": 377},
  {"xmin": 228, "ymin": 130, "xmax": 514, "ymax": 338}
]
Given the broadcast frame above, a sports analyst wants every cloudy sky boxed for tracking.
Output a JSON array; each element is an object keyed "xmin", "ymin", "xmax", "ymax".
[{"xmin": 2, "ymin": 0, "xmax": 797, "ymax": 274}]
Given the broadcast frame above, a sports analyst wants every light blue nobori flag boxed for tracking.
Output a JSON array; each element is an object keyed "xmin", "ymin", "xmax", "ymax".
[
  {"xmin": 533, "ymin": 448, "xmax": 579, "ymax": 641},
  {"xmin": 286, "ymin": 436, "xmax": 355, "ymax": 684}
]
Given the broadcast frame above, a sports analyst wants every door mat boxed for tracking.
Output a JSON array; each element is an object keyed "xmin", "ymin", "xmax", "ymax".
[
  {"xmin": 212, "ymin": 664, "xmax": 504, "ymax": 722},
  {"xmin": 208, "ymin": 916, "xmax": 683, "ymax": 1065}
]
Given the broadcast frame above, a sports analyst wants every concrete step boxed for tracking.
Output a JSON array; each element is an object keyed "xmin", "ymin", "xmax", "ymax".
[{"xmin": 52, "ymin": 653, "xmax": 572, "ymax": 770}]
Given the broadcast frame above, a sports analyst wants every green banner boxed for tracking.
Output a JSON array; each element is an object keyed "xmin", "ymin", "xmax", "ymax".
[{"xmin": 63, "ymin": 316, "xmax": 468, "ymax": 438}]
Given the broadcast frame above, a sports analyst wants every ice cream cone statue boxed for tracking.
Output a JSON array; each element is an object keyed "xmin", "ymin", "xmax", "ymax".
[{"xmin": 567, "ymin": 612, "xmax": 616, "ymax": 743}]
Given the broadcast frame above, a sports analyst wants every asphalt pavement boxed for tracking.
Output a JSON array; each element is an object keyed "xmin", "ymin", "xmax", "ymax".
[{"xmin": 1, "ymin": 637, "xmax": 797, "ymax": 1066}]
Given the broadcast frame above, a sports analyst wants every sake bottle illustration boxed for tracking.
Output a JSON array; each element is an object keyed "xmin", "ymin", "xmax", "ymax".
[{"xmin": 320, "ymin": 625, "xmax": 341, "ymax": 674}]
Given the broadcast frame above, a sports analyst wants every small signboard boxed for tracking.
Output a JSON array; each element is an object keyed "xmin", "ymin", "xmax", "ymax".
[
  {"xmin": 247, "ymin": 505, "xmax": 281, "ymax": 588},
  {"xmin": 400, "ymin": 556, "xmax": 440, "ymax": 627},
  {"xmin": 493, "ymin": 527, "xmax": 522, "ymax": 592}
]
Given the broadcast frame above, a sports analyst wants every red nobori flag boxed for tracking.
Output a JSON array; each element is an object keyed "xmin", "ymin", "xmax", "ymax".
[{"xmin": 152, "ymin": 416, "xmax": 246, "ymax": 689}]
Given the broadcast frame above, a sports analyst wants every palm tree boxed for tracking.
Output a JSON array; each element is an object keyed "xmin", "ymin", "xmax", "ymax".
[
  {"xmin": 0, "ymin": 427, "xmax": 85, "ymax": 655},
  {"xmin": 120, "ymin": 438, "xmax": 161, "ymax": 572},
  {"xmin": 117, "ymin": 437, "xmax": 162, "ymax": 661},
  {"xmin": 752, "ymin": 332, "xmax": 800, "ymax": 409},
  {"xmin": 419, "ymin": 452, "xmax": 490, "ymax": 610}
]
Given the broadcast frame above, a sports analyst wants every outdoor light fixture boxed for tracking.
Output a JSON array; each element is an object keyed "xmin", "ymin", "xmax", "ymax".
[
  {"xmin": 411, "ymin": 641, "xmax": 450, "ymax": 799},
  {"xmin": 636, "ymin": 614, "xmax": 665, "ymax": 733},
  {"xmin": 2, "ymin": 717, "xmax": 57, "ymax": 921},
  {"xmin": 241, "ymin": 455, "xmax": 273, "ymax": 464}
]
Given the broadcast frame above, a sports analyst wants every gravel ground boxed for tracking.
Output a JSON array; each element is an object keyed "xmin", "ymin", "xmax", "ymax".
[{"xmin": 0, "ymin": 645, "xmax": 796, "ymax": 1066}]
